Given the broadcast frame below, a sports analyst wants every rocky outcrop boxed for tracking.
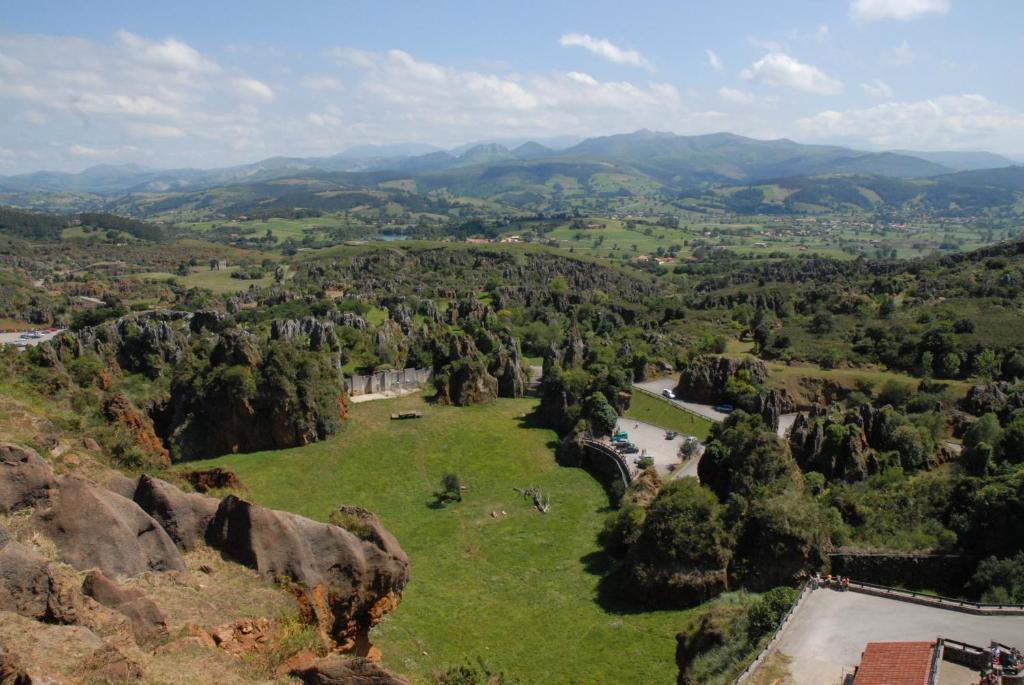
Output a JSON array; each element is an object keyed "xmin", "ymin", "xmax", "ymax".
[
  {"xmin": 489, "ymin": 337, "xmax": 528, "ymax": 399},
  {"xmin": 81, "ymin": 570, "xmax": 168, "ymax": 645},
  {"xmin": 131, "ymin": 475, "xmax": 218, "ymax": 551},
  {"xmin": 962, "ymin": 381, "xmax": 1024, "ymax": 419},
  {"xmin": 34, "ymin": 476, "xmax": 185, "ymax": 577},
  {"xmin": 0, "ymin": 444, "xmax": 55, "ymax": 514},
  {"xmin": 788, "ymin": 408, "xmax": 872, "ymax": 482},
  {"xmin": 271, "ymin": 317, "xmax": 338, "ymax": 351},
  {"xmin": 165, "ymin": 328, "xmax": 345, "ymax": 460},
  {"xmin": 181, "ymin": 467, "xmax": 245, "ymax": 493},
  {"xmin": 292, "ymin": 655, "xmax": 411, "ymax": 685},
  {"xmin": 0, "ymin": 527, "xmax": 84, "ymax": 625},
  {"xmin": 674, "ymin": 355, "xmax": 767, "ymax": 404},
  {"xmin": 435, "ymin": 360, "xmax": 498, "ymax": 406},
  {"xmin": 205, "ymin": 495, "xmax": 409, "ymax": 646},
  {"xmin": 747, "ymin": 389, "xmax": 793, "ymax": 432},
  {"xmin": 103, "ymin": 395, "xmax": 170, "ymax": 468}
]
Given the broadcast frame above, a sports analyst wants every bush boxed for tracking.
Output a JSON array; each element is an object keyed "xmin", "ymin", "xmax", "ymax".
[{"xmin": 747, "ymin": 586, "xmax": 799, "ymax": 638}]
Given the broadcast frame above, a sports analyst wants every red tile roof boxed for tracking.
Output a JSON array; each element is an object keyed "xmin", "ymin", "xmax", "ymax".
[{"xmin": 852, "ymin": 641, "xmax": 936, "ymax": 685}]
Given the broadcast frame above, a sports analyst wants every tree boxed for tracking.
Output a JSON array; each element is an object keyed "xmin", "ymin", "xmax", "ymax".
[
  {"xmin": 999, "ymin": 415, "xmax": 1024, "ymax": 464},
  {"xmin": 973, "ymin": 349, "xmax": 1000, "ymax": 380},
  {"xmin": 584, "ymin": 392, "xmax": 618, "ymax": 436},
  {"xmin": 435, "ymin": 473, "xmax": 462, "ymax": 504},
  {"xmin": 938, "ymin": 352, "xmax": 961, "ymax": 379}
]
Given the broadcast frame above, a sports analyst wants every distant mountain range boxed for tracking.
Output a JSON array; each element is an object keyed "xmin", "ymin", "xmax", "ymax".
[{"xmin": 0, "ymin": 130, "xmax": 1017, "ymax": 198}]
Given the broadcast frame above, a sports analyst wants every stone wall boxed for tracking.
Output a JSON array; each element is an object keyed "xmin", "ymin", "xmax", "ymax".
[
  {"xmin": 829, "ymin": 552, "xmax": 977, "ymax": 596},
  {"xmin": 345, "ymin": 368, "xmax": 431, "ymax": 397}
]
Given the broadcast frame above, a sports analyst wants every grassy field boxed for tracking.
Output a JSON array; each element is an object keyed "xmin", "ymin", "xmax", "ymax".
[
  {"xmin": 188, "ymin": 394, "xmax": 696, "ymax": 684},
  {"xmin": 626, "ymin": 391, "xmax": 714, "ymax": 440},
  {"xmin": 130, "ymin": 268, "xmax": 274, "ymax": 294}
]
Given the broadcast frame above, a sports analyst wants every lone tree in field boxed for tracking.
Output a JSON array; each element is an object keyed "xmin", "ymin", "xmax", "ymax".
[{"xmin": 435, "ymin": 473, "xmax": 462, "ymax": 505}]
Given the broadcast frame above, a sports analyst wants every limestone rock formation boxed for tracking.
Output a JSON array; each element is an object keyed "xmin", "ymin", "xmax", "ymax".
[
  {"xmin": 271, "ymin": 317, "xmax": 338, "ymax": 351},
  {"xmin": 205, "ymin": 495, "xmax": 409, "ymax": 645},
  {"xmin": 81, "ymin": 570, "xmax": 168, "ymax": 645},
  {"xmin": 34, "ymin": 476, "xmax": 185, "ymax": 577},
  {"xmin": 180, "ymin": 467, "xmax": 244, "ymax": 493},
  {"xmin": 131, "ymin": 475, "xmax": 218, "ymax": 551},
  {"xmin": 0, "ymin": 444, "xmax": 55, "ymax": 514},
  {"xmin": 673, "ymin": 355, "xmax": 768, "ymax": 404},
  {"xmin": 489, "ymin": 337, "xmax": 528, "ymax": 399}
]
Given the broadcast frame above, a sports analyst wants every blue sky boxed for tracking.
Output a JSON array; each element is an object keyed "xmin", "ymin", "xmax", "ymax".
[{"xmin": 1, "ymin": 0, "xmax": 1021, "ymax": 173}]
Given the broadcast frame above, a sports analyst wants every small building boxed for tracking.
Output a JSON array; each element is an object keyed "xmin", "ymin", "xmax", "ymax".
[
  {"xmin": 851, "ymin": 641, "xmax": 935, "ymax": 685},
  {"xmin": 210, "ymin": 258, "xmax": 228, "ymax": 271}
]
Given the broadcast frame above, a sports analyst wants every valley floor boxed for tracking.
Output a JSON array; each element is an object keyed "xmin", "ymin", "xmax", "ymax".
[{"xmin": 190, "ymin": 394, "xmax": 696, "ymax": 684}]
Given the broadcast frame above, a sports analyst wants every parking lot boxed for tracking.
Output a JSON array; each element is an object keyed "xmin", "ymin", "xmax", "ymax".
[
  {"xmin": 612, "ymin": 418, "xmax": 703, "ymax": 478},
  {"xmin": 0, "ymin": 328, "xmax": 64, "ymax": 348}
]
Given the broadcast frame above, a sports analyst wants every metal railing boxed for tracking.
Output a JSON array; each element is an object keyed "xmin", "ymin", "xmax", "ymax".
[
  {"xmin": 582, "ymin": 440, "xmax": 634, "ymax": 488},
  {"xmin": 847, "ymin": 580, "xmax": 1024, "ymax": 615}
]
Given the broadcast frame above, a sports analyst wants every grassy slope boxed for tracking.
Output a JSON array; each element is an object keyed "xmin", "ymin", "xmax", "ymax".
[
  {"xmin": 190, "ymin": 394, "xmax": 695, "ymax": 684},
  {"xmin": 129, "ymin": 268, "xmax": 274, "ymax": 294},
  {"xmin": 626, "ymin": 391, "xmax": 713, "ymax": 440}
]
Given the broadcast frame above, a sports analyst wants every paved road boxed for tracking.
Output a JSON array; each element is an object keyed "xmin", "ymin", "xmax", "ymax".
[
  {"xmin": 769, "ymin": 589, "xmax": 1024, "ymax": 685},
  {"xmin": 633, "ymin": 378, "xmax": 730, "ymax": 422},
  {"xmin": 0, "ymin": 329, "xmax": 64, "ymax": 348},
  {"xmin": 634, "ymin": 377, "xmax": 799, "ymax": 436}
]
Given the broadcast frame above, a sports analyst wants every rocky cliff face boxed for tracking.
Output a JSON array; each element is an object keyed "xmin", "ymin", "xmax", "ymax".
[
  {"xmin": 673, "ymin": 355, "xmax": 768, "ymax": 404},
  {"xmin": 0, "ymin": 443, "xmax": 410, "ymax": 682}
]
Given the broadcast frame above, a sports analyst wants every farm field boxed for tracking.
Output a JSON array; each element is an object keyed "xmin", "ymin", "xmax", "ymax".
[
  {"xmin": 129, "ymin": 268, "xmax": 275, "ymax": 294},
  {"xmin": 189, "ymin": 394, "xmax": 699, "ymax": 684}
]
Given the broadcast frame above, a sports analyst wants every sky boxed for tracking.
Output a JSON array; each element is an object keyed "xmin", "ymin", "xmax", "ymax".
[{"xmin": 1, "ymin": 0, "xmax": 1022, "ymax": 173}]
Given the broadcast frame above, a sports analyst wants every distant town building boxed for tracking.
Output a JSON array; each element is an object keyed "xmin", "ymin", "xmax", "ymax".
[{"xmin": 210, "ymin": 258, "xmax": 228, "ymax": 271}]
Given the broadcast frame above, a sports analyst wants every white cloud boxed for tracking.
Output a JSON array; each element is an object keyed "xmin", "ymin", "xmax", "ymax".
[
  {"xmin": 796, "ymin": 94, "xmax": 1024, "ymax": 149},
  {"xmin": 328, "ymin": 47, "xmax": 690, "ymax": 143},
  {"xmin": 115, "ymin": 30, "xmax": 220, "ymax": 73},
  {"xmin": 300, "ymin": 75, "xmax": 343, "ymax": 91},
  {"xmin": 740, "ymin": 53, "xmax": 843, "ymax": 95},
  {"xmin": 851, "ymin": 0, "xmax": 951, "ymax": 22},
  {"xmin": 705, "ymin": 49, "xmax": 724, "ymax": 72},
  {"xmin": 718, "ymin": 87, "xmax": 756, "ymax": 105},
  {"xmin": 232, "ymin": 77, "xmax": 275, "ymax": 101},
  {"xmin": 860, "ymin": 80, "xmax": 894, "ymax": 99},
  {"xmin": 882, "ymin": 40, "xmax": 915, "ymax": 66},
  {"xmin": 69, "ymin": 143, "xmax": 139, "ymax": 158},
  {"xmin": 127, "ymin": 123, "xmax": 185, "ymax": 138},
  {"xmin": 559, "ymin": 33, "xmax": 653, "ymax": 70}
]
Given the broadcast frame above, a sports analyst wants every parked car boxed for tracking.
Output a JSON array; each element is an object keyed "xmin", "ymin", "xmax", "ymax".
[
  {"xmin": 619, "ymin": 445, "xmax": 640, "ymax": 455},
  {"xmin": 665, "ymin": 430, "xmax": 678, "ymax": 440},
  {"xmin": 612, "ymin": 432, "xmax": 629, "ymax": 442},
  {"xmin": 714, "ymin": 404, "xmax": 735, "ymax": 414},
  {"xmin": 662, "ymin": 389, "xmax": 676, "ymax": 399}
]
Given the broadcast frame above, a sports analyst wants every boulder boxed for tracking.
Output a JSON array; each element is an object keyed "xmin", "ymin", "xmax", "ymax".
[
  {"xmin": 292, "ymin": 656, "xmax": 410, "ymax": 685},
  {"xmin": 102, "ymin": 473, "xmax": 139, "ymax": 500},
  {"xmin": 0, "ymin": 444, "xmax": 55, "ymax": 514},
  {"xmin": 0, "ymin": 530, "xmax": 84, "ymax": 625},
  {"xmin": 81, "ymin": 571, "xmax": 168, "ymax": 645},
  {"xmin": 34, "ymin": 476, "xmax": 185, "ymax": 577},
  {"xmin": 205, "ymin": 496, "xmax": 409, "ymax": 645},
  {"xmin": 132, "ymin": 475, "xmax": 218, "ymax": 551}
]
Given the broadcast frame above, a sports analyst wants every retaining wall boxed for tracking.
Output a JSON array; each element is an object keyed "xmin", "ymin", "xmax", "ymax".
[{"xmin": 345, "ymin": 367, "xmax": 431, "ymax": 397}]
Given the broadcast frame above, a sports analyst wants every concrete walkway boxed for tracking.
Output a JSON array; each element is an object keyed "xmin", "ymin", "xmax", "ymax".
[
  {"xmin": 350, "ymin": 388, "xmax": 421, "ymax": 404},
  {"xmin": 766, "ymin": 589, "xmax": 1024, "ymax": 685}
]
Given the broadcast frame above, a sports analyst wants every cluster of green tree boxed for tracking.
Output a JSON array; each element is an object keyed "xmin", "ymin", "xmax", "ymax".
[
  {"xmin": 79, "ymin": 212, "xmax": 166, "ymax": 241},
  {"xmin": 602, "ymin": 413, "xmax": 829, "ymax": 607},
  {"xmin": 0, "ymin": 205, "xmax": 68, "ymax": 239}
]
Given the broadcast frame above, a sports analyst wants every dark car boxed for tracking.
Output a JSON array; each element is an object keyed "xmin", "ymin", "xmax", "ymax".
[
  {"xmin": 714, "ymin": 404, "xmax": 735, "ymax": 414},
  {"xmin": 665, "ymin": 430, "xmax": 678, "ymax": 440}
]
